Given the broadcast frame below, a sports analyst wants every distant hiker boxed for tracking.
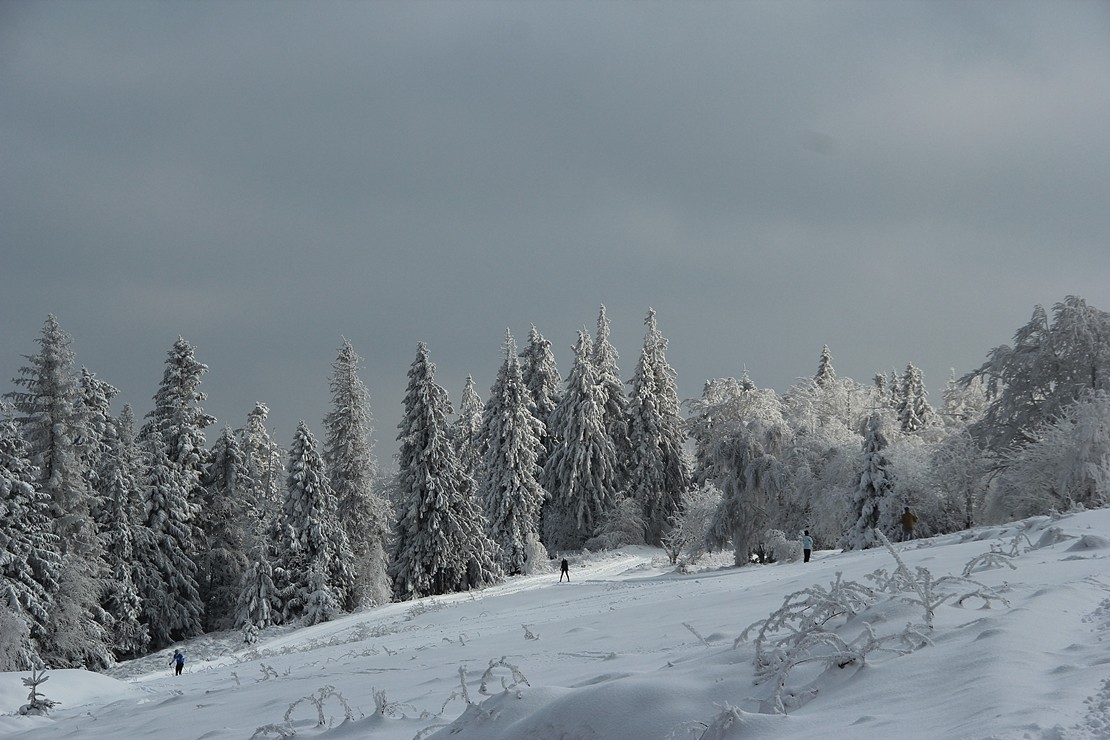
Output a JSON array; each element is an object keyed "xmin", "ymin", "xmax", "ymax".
[
  {"xmin": 171, "ymin": 649, "xmax": 185, "ymax": 676},
  {"xmin": 801, "ymin": 530, "xmax": 814, "ymax": 563},
  {"xmin": 560, "ymin": 558, "xmax": 570, "ymax": 582},
  {"xmin": 900, "ymin": 506, "xmax": 918, "ymax": 542}
]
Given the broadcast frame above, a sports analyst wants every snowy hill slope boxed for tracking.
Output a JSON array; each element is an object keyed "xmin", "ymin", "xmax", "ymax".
[{"xmin": 2, "ymin": 508, "xmax": 1109, "ymax": 740}]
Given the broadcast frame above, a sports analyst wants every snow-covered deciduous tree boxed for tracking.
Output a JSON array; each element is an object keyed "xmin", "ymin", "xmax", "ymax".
[
  {"xmin": 841, "ymin": 414, "xmax": 900, "ymax": 550},
  {"xmin": 278, "ymin": 422, "xmax": 356, "ymax": 622},
  {"xmin": 966, "ymin": 296, "xmax": 1110, "ymax": 455},
  {"xmin": 626, "ymin": 309, "xmax": 690, "ymax": 545},
  {"xmin": 390, "ymin": 344, "xmax": 502, "ymax": 600},
  {"xmin": 927, "ymin": 429, "xmax": 989, "ymax": 531},
  {"xmin": 987, "ymin": 390, "xmax": 1110, "ymax": 521},
  {"xmin": 95, "ymin": 405, "xmax": 150, "ymax": 659},
  {"xmin": 133, "ymin": 430, "xmax": 204, "ymax": 648},
  {"xmin": 477, "ymin": 332, "xmax": 547, "ymax": 575},
  {"xmin": 583, "ymin": 495, "xmax": 645, "ymax": 551},
  {"xmin": 199, "ymin": 427, "xmax": 251, "ymax": 630},
  {"xmin": 450, "ymin": 375, "xmax": 485, "ymax": 481},
  {"xmin": 0, "ymin": 404, "xmax": 60, "ymax": 669},
  {"xmin": 519, "ymin": 325, "xmax": 561, "ymax": 466},
  {"xmin": 689, "ymin": 375, "xmax": 788, "ymax": 565},
  {"xmin": 661, "ymin": 481, "xmax": 723, "ymax": 565},
  {"xmin": 941, "ymin": 369, "xmax": 987, "ymax": 429},
  {"xmin": 323, "ymin": 340, "xmax": 392, "ymax": 609},
  {"xmin": 542, "ymin": 331, "xmax": 623, "ymax": 552},
  {"xmin": 593, "ymin": 305, "xmax": 631, "ymax": 484}
]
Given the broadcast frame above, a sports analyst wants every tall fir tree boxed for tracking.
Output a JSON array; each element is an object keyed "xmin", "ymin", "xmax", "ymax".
[
  {"xmin": 94, "ymin": 405, "xmax": 150, "ymax": 659},
  {"xmin": 140, "ymin": 337, "xmax": 215, "ymax": 564},
  {"xmin": 133, "ymin": 430, "xmax": 204, "ymax": 648},
  {"xmin": 323, "ymin": 340, "xmax": 391, "ymax": 610},
  {"xmin": 5, "ymin": 316, "xmax": 97, "ymax": 554},
  {"xmin": 477, "ymin": 332, "xmax": 547, "ymax": 575},
  {"xmin": 814, "ymin": 344, "xmax": 837, "ymax": 388},
  {"xmin": 519, "ymin": 325, "xmax": 562, "ymax": 467},
  {"xmin": 277, "ymin": 422, "xmax": 356, "ymax": 622},
  {"xmin": 239, "ymin": 402, "xmax": 284, "ymax": 528},
  {"xmin": 593, "ymin": 305, "xmax": 632, "ymax": 485},
  {"xmin": 235, "ymin": 403, "xmax": 284, "ymax": 630},
  {"xmin": 198, "ymin": 427, "xmax": 251, "ymax": 630},
  {"xmin": 898, "ymin": 363, "xmax": 935, "ymax": 433},
  {"xmin": 450, "ymin": 375, "xmax": 485, "ymax": 481},
  {"xmin": 4, "ymin": 316, "xmax": 113, "ymax": 668},
  {"xmin": 542, "ymin": 331, "xmax": 622, "ymax": 552},
  {"xmin": 0, "ymin": 404, "xmax": 61, "ymax": 670},
  {"xmin": 841, "ymin": 414, "xmax": 899, "ymax": 550},
  {"xmin": 389, "ymin": 344, "xmax": 502, "ymax": 600},
  {"xmin": 626, "ymin": 309, "xmax": 690, "ymax": 546}
]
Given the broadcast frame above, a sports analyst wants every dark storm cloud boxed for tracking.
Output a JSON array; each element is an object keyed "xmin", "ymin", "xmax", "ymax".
[{"xmin": 2, "ymin": 1, "xmax": 1109, "ymax": 463}]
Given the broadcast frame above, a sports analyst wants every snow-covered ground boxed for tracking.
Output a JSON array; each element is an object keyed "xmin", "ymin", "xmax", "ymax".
[{"xmin": 2, "ymin": 508, "xmax": 1109, "ymax": 740}]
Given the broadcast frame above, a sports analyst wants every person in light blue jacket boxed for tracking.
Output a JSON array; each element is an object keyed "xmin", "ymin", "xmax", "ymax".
[{"xmin": 800, "ymin": 531, "xmax": 814, "ymax": 563}]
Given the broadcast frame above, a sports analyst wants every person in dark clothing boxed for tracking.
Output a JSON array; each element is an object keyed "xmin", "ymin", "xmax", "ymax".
[
  {"xmin": 171, "ymin": 649, "xmax": 185, "ymax": 676},
  {"xmin": 560, "ymin": 558, "xmax": 570, "ymax": 582},
  {"xmin": 900, "ymin": 506, "xmax": 918, "ymax": 542}
]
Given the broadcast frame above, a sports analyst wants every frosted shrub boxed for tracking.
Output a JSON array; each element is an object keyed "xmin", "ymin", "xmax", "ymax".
[{"xmin": 765, "ymin": 529, "xmax": 802, "ymax": 563}]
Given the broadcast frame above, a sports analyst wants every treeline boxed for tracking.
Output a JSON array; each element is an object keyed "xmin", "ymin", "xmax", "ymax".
[{"xmin": 2, "ymin": 298, "xmax": 1108, "ymax": 671}]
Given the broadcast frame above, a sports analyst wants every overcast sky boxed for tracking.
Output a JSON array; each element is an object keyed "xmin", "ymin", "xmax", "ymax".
[{"xmin": 3, "ymin": 1, "xmax": 1108, "ymax": 467}]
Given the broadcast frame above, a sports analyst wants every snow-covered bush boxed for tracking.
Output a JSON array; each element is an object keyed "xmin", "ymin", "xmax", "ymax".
[{"xmin": 764, "ymin": 529, "xmax": 802, "ymax": 563}]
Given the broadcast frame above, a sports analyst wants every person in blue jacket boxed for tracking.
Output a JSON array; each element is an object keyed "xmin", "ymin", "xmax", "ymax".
[
  {"xmin": 171, "ymin": 649, "xmax": 185, "ymax": 676},
  {"xmin": 800, "ymin": 530, "xmax": 814, "ymax": 563}
]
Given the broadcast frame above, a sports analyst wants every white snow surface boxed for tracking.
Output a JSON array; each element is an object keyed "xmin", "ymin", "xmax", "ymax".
[{"xmin": 2, "ymin": 508, "xmax": 1109, "ymax": 740}]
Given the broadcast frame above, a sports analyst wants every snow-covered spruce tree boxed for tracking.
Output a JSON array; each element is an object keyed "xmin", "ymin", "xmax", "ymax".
[
  {"xmin": 450, "ymin": 375, "xmax": 485, "ymax": 481},
  {"xmin": 841, "ymin": 414, "xmax": 900, "ymax": 550},
  {"xmin": 133, "ymin": 430, "xmax": 203, "ymax": 648},
  {"xmin": 987, "ymin": 389, "xmax": 1110, "ymax": 521},
  {"xmin": 0, "ymin": 404, "xmax": 60, "ymax": 669},
  {"xmin": 897, "ymin": 364, "xmax": 935, "ymax": 434},
  {"xmin": 240, "ymin": 402, "xmax": 284, "ymax": 523},
  {"xmin": 198, "ymin": 427, "xmax": 251, "ymax": 631},
  {"xmin": 76, "ymin": 367, "xmax": 120, "ymax": 503},
  {"xmin": 94, "ymin": 405, "xmax": 150, "ymax": 659},
  {"xmin": 966, "ymin": 296, "xmax": 1110, "ymax": 456},
  {"xmin": 389, "ymin": 344, "xmax": 502, "ymax": 600},
  {"xmin": 477, "ymin": 331, "xmax": 547, "ymax": 575},
  {"xmin": 593, "ymin": 305, "xmax": 632, "ymax": 486},
  {"xmin": 233, "ymin": 538, "xmax": 277, "ymax": 632},
  {"xmin": 4, "ymin": 316, "xmax": 113, "ymax": 668},
  {"xmin": 542, "ymin": 331, "xmax": 623, "ymax": 552},
  {"xmin": 4, "ymin": 316, "xmax": 98, "ymax": 555},
  {"xmin": 814, "ymin": 344, "xmax": 836, "ymax": 388},
  {"xmin": 140, "ymin": 337, "xmax": 215, "ymax": 564},
  {"xmin": 323, "ymin": 340, "xmax": 391, "ymax": 609},
  {"xmin": 626, "ymin": 308, "xmax": 690, "ymax": 545},
  {"xmin": 519, "ymin": 325, "xmax": 562, "ymax": 467},
  {"xmin": 277, "ymin": 422, "xmax": 356, "ymax": 622}
]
